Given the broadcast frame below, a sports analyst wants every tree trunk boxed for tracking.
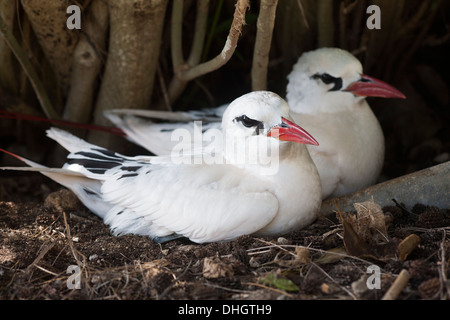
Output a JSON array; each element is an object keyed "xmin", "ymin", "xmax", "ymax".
[
  {"xmin": 0, "ymin": 0, "xmax": 17, "ymax": 93},
  {"xmin": 63, "ymin": 0, "xmax": 109, "ymax": 125},
  {"xmin": 89, "ymin": 0, "xmax": 168, "ymax": 149},
  {"xmin": 251, "ymin": 0, "xmax": 278, "ymax": 91},
  {"xmin": 20, "ymin": 0, "xmax": 79, "ymax": 96}
]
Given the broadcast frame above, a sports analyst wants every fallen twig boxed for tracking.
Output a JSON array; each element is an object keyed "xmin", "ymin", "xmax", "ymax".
[
  {"xmin": 438, "ymin": 230, "xmax": 450, "ymax": 299},
  {"xmin": 311, "ymin": 262, "xmax": 358, "ymax": 300},
  {"xmin": 382, "ymin": 269, "xmax": 411, "ymax": 300},
  {"xmin": 25, "ymin": 241, "xmax": 56, "ymax": 280},
  {"xmin": 157, "ymin": 259, "xmax": 192, "ymax": 300}
]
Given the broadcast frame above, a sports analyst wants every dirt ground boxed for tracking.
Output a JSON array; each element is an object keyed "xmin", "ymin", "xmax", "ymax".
[{"xmin": 0, "ymin": 172, "xmax": 449, "ymax": 300}]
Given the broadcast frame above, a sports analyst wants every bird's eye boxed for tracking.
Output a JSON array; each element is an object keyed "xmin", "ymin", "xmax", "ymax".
[
  {"xmin": 235, "ymin": 115, "xmax": 262, "ymax": 128},
  {"xmin": 312, "ymin": 73, "xmax": 343, "ymax": 91},
  {"xmin": 319, "ymin": 73, "xmax": 335, "ymax": 84},
  {"xmin": 312, "ymin": 73, "xmax": 336, "ymax": 84}
]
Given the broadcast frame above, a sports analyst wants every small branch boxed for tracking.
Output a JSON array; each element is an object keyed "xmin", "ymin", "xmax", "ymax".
[
  {"xmin": 295, "ymin": 0, "xmax": 309, "ymax": 29},
  {"xmin": 396, "ymin": 1, "xmax": 439, "ymax": 78},
  {"xmin": 338, "ymin": 0, "xmax": 360, "ymax": 49},
  {"xmin": 164, "ymin": 0, "xmax": 209, "ymax": 110},
  {"xmin": 0, "ymin": 12, "xmax": 59, "ymax": 119},
  {"xmin": 317, "ymin": 0, "xmax": 334, "ymax": 47},
  {"xmin": 163, "ymin": 0, "xmax": 249, "ymax": 107},
  {"xmin": 244, "ymin": 281, "xmax": 295, "ymax": 298},
  {"xmin": 64, "ymin": 0, "xmax": 109, "ymax": 123},
  {"xmin": 187, "ymin": 0, "xmax": 210, "ymax": 67},
  {"xmin": 179, "ymin": 0, "xmax": 249, "ymax": 81},
  {"xmin": 63, "ymin": 211, "xmax": 87, "ymax": 270},
  {"xmin": 397, "ymin": 0, "xmax": 433, "ymax": 39},
  {"xmin": 382, "ymin": 269, "xmax": 411, "ymax": 300},
  {"xmin": 25, "ymin": 241, "xmax": 57, "ymax": 279},
  {"xmin": 311, "ymin": 262, "xmax": 358, "ymax": 299},
  {"xmin": 0, "ymin": 0, "xmax": 17, "ymax": 93},
  {"xmin": 439, "ymin": 230, "xmax": 449, "ymax": 299},
  {"xmin": 157, "ymin": 64, "xmax": 172, "ymax": 111},
  {"xmin": 157, "ymin": 259, "xmax": 192, "ymax": 299},
  {"xmin": 338, "ymin": 1, "xmax": 347, "ymax": 49},
  {"xmin": 251, "ymin": 0, "xmax": 278, "ymax": 91},
  {"xmin": 202, "ymin": 0, "xmax": 224, "ymax": 61},
  {"xmin": 171, "ymin": 0, "xmax": 184, "ymax": 72}
]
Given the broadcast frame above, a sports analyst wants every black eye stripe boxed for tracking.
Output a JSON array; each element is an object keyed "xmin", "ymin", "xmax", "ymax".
[
  {"xmin": 318, "ymin": 73, "xmax": 335, "ymax": 84},
  {"xmin": 234, "ymin": 115, "xmax": 264, "ymax": 135},
  {"xmin": 255, "ymin": 122, "xmax": 264, "ymax": 135},
  {"xmin": 235, "ymin": 115, "xmax": 262, "ymax": 128},
  {"xmin": 312, "ymin": 73, "xmax": 343, "ymax": 91}
]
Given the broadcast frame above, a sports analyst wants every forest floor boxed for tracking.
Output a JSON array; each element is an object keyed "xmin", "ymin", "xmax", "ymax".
[{"xmin": 0, "ymin": 173, "xmax": 449, "ymax": 300}]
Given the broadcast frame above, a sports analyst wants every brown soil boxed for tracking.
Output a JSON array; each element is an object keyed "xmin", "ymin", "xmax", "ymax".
[{"xmin": 0, "ymin": 173, "xmax": 449, "ymax": 300}]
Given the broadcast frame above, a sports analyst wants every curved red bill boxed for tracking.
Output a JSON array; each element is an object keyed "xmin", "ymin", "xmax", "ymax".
[
  {"xmin": 344, "ymin": 74, "xmax": 406, "ymax": 99},
  {"xmin": 267, "ymin": 117, "xmax": 319, "ymax": 146}
]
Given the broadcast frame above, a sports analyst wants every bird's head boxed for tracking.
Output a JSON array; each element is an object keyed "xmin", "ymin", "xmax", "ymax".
[
  {"xmin": 221, "ymin": 91, "xmax": 318, "ymax": 161},
  {"xmin": 219, "ymin": 91, "xmax": 318, "ymax": 173},
  {"xmin": 286, "ymin": 47, "xmax": 405, "ymax": 114}
]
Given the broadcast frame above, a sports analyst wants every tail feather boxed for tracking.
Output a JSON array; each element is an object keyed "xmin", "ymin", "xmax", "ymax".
[
  {"xmin": 46, "ymin": 127, "xmax": 102, "ymax": 154},
  {"xmin": 105, "ymin": 108, "xmax": 222, "ymax": 122},
  {"xmin": 0, "ymin": 165, "xmax": 83, "ymax": 176},
  {"xmin": 104, "ymin": 113, "xmax": 176, "ymax": 155},
  {"xmin": 0, "ymin": 144, "xmax": 113, "ymax": 218},
  {"xmin": 0, "ymin": 147, "xmax": 46, "ymax": 169},
  {"xmin": 104, "ymin": 110, "xmax": 225, "ymax": 156}
]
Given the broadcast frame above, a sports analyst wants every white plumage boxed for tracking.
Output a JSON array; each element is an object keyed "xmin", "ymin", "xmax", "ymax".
[
  {"xmin": 1, "ymin": 91, "xmax": 322, "ymax": 243},
  {"xmin": 286, "ymin": 48, "xmax": 404, "ymax": 199},
  {"xmin": 107, "ymin": 48, "xmax": 405, "ymax": 199}
]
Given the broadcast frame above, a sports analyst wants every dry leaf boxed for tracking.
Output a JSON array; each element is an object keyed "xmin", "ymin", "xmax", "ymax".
[
  {"xmin": 320, "ymin": 283, "xmax": 336, "ymax": 294},
  {"xmin": 332, "ymin": 200, "xmax": 423, "ymax": 262},
  {"xmin": 275, "ymin": 246, "xmax": 311, "ymax": 267},
  {"xmin": 337, "ymin": 200, "xmax": 420, "ymax": 262},
  {"xmin": 397, "ymin": 234, "xmax": 421, "ymax": 261},
  {"xmin": 202, "ymin": 256, "xmax": 234, "ymax": 279},
  {"xmin": 335, "ymin": 199, "xmax": 396, "ymax": 259},
  {"xmin": 294, "ymin": 247, "xmax": 311, "ymax": 264},
  {"xmin": 341, "ymin": 212, "xmax": 374, "ymax": 257},
  {"xmin": 353, "ymin": 199, "xmax": 389, "ymax": 244},
  {"xmin": 141, "ymin": 259, "xmax": 170, "ymax": 268},
  {"xmin": 315, "ymin": 247, "xmax": 347, "ymax": 265}
]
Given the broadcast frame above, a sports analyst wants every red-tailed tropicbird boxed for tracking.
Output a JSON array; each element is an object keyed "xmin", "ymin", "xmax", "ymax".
[
  {"xmin": 106, "ymin": 48, "xmax": 405, "ymax": 199},
  {"xmin": 0, "ymin": 91, "xmax": 322, "ymax": 243}
]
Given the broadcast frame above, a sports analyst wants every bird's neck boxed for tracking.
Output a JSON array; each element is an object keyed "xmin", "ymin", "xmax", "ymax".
[
  {"xmin": 287, "ymin": 93, "xmax": 366, "ymax": 115},
  {"xmin": 221, "ymin": 136, "xmax": 308, "ymax": 177}
]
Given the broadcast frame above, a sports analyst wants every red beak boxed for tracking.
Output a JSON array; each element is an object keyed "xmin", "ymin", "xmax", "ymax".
[
  {"xmin": 343, "ymin": 74, "xmax": 406, "ymax": 99},
  {"xmin": 267, "ymin": 117, "xmax": 319, "ymax": 146}
]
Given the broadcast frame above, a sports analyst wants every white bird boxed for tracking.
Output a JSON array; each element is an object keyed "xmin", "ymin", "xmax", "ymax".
[
  {"xmin": 285, "ymin": 48, "xmax": 405, "ymax": 199},
  {"xmin": 1, "ymin": 91, "xmax": 322, "ymax": 244},
  {"xmin": 107, "ymin": 47, "xmax": 405, "ymax": 199}
]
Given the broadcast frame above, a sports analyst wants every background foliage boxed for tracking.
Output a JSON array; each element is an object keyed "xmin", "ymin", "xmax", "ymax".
[{"xmin": 0, "ymin": 0, "xmax": 449, "ymax": 180}]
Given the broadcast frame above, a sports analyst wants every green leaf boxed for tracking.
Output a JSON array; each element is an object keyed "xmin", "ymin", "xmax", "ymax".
[{"xmin": 259, "ymin": 273, "xmax": 299, "ymax": 292}]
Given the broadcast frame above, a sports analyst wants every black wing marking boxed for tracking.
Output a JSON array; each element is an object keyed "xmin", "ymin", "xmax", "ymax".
[
  {"xmin": 68, "ymin": 148, "xmax": 124, "ymax": 174},
  {"xmin": 68, "ymin": 147, "xmax": 144, "ymax": 179}
]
